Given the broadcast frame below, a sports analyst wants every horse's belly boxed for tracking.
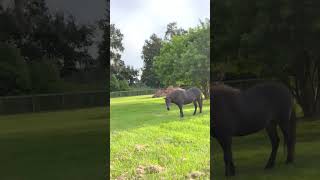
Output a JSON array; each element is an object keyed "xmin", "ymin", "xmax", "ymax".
[
  {"xmin": 233, "ymin": 117, "xmax": 268, "ymax": 136},
  {"xmin": 233, "ymin": 127, "xmax": 263, "ymax": 136}
]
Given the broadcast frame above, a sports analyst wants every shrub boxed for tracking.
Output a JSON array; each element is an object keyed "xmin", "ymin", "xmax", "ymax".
[{"xmin": 0, "ymin": 43, "xmax": 31, "ymax": 95}]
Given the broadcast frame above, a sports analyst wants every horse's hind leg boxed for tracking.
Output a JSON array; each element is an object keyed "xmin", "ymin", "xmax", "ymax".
[
  {"xmin": 198, "ymin": 97, "xmax": 202, "ymax": 113},
  {"xmin": 279, "ymin": 113, "xmax": 295, "ymax": 164},
  {"xmin": 265, "ymin": 122, "xmax": 280, "ymax": 169},
  {"xmin": 216, "ymin": 136, "xmax": 235, "ymax": 176},
  {"xmin": 193, "ymin": 101, "xmax": 197, "ymax": 115}
]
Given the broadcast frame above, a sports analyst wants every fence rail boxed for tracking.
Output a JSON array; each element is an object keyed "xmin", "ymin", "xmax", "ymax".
[
  {"xmin": 110, "ymin": 89, "xmax": 157, "ymax": 98},
  {"xmin": 0, "ymin": 91, "xmax": 108, "ymax": 115}
]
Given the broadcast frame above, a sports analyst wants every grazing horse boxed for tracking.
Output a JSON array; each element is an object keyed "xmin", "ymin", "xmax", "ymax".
[
  {"xmin": 164, "ymin": 87, "xmax": 203, "ymax": 117},
  {"xmin": 211, "ymin": 82, "xmax": 296, "ymax": 176}
]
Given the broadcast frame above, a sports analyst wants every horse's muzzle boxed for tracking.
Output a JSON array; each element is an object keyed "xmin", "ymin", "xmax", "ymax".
[{"xmin": 167, "ymin": 107, "xmax": 170, "ymax": 111}]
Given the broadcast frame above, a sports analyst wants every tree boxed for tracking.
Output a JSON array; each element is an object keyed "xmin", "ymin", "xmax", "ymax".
[
  {"xmin": 0, "ymin": 43, "xmax": 31, "ymax": 95},
  {"xmin": 1, "ymin": 0, "xmax": 94, "ymax": 76},
  {"xmin": 28, "ymin": 57, "xmax": 62, "ymax": 93},
  {"xmin": 97, "ymin": 14, "xmax": 110, "ymax": 70},
  {"xmin": 212, "ymin": 0, "xmax": 320, "ymax": 117},
  {"xmin": 100, "ymin": 23, "xmax": 139, "ymax": 90},
  {"xmin": 154, "ymin": 20, "xmax": 210, "ymax": 98},
  {"xmin": 141, "ymin": 34, "xmax": 162, "ymax": 87},
  {"xmin": 164, "ymin": 22, "xmax": 187, "ymax": 40}
]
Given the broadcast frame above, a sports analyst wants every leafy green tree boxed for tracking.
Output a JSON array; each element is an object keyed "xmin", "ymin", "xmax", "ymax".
[
  {"xmin": 1, "ymin": 0, "xmax": 94, "ymax": 76},
  {"xmin": 29, "ymin": 57, "xmax": 62, "ymax": 93},
  {"xmin": 110, "ymin": 74, "xmax": 120, "ymax": 91},
  {"xmin": 141, "ymin": 34, "xmax": 162, "ymax": 87},
  {"xmin": 0, "ymin": 43, "xmax": 31, "ymax": 95},
  {"xmin": 154, "ymin": 20, "xmax": 210, "ymax": 98}
]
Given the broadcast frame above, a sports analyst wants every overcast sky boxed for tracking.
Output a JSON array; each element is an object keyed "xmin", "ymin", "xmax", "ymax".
[{"xmin": 111, "ymin": 0, "xmax": 210, "ymax": 71}]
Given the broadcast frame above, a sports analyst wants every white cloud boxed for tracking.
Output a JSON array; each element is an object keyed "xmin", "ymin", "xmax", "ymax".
[{"xmin": 111, "ymin": 0, "xmax": 210, "ymax": 70}]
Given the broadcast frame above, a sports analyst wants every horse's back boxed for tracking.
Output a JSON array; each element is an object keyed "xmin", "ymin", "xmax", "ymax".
[
  {"xmin": 243, "ymin": 82, "xmax": 293, "ymax": 111},
  {"xmin": 187, "ymin": 87, "xmax": 202, "ymax": 98}
]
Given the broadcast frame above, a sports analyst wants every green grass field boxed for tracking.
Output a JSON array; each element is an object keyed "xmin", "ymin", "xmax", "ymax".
[
  {"xmin": 110, "ymin": 95, "xmax": 210, "ymax": 179},
  {"xmin": 213, "ymin": 119, "xmax": 320, "ymax": 180},
  {"xmin": 0, "ymin": 107, "xmax": 107, "ymax": 180}
]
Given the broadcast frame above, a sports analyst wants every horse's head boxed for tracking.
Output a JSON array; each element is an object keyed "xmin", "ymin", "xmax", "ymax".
[{"xmin": 164, "ymin": 96, "xmax": 172, "ymax": 111}]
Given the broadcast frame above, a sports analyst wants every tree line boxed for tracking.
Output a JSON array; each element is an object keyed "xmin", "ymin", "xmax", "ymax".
[
  {"xmin": 110, "ymin": 20, "xmax": 210, "ymax": 97},
  {"xmin": 0, "ymin": 0, "xmax": 107, "ymax": 96}
]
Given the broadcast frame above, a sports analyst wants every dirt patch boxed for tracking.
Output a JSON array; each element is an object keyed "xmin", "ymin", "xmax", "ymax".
[
  {"xmin": 185, "ymin": 171, "xmax": 205, "ymax": 179},
  {"xmin": 115, "ymin": 172, "xmax": 128, "ymax": 180},
  {"xmin": 135, "ymin": 164, "xmax": 165, "ymax": 177},
  {"xmin": 134, "ymin": 144, "xmax": 149, "ymax": 152}
]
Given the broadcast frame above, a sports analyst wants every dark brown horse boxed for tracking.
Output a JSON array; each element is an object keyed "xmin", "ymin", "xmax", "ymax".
[
  {"xmin": 164, "ymin": 87, "xmax": 203, "ymax": 117},
  {"xmin": 211, "ymin": 82, "xmax": 296, "ymax": 176}
]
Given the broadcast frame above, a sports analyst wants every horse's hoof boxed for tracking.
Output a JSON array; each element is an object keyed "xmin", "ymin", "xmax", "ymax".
[
  {"xmin": 285, "ymin": 159, "xmax": 294, "ymax": 164},
  {"xmin": 264, "ymin": 164, "xmax": 274, "ymax": 169},
  {"xmin": 225, "ymin": 172, "xmax": 235, "ymax": 177}
]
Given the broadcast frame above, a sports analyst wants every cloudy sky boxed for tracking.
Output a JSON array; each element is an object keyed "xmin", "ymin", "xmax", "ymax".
[{"xmin": 111, "ymin": 0, "xmax": 210, "ymax": 71}]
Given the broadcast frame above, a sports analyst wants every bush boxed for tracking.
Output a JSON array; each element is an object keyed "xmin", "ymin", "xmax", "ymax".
[
  {"xmin": 118, "ymin": 79, "xmax": 129, "ymax": 91},
  {"xmin": 0, "ymin": 43, "xmax": 31, "ymax": 95},
  {"xmin": 110, "ymin": 74, "xmax": 130, "ymax": 91},
  {"xmin": 29, "ymin": 58, "xmax": 62, "ymax": 93},
  {"xmin": 110, "ymin": 74, "xmax": 120, "ymax": 91}
]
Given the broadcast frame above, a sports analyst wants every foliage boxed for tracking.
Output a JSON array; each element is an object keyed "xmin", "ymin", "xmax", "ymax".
[
  {"xmin": 110, "ymin": 74, "xmax": 129, "ymax": 92},
  {"xmin": 106, "ymin": 23, "xmax": 139, "ymax": 91},
  {"xmin": 154, "ymin": 20, "xmax": 210, "ymax": 97},
  {"xmin": 212, "ymin": 0, "xmax": 320, "ymax": 117},
  {"xmin": 164, "ymin": 22, "xmax": 187, "ymax": 41},
  {"xmin": 0, "ymin": 43, "xmax": 31, "ymax": 95},
  {"xmin": 141, "ymin": 34, "xmax": 163, "ymax": 88},
  {"xmin": 28, "ymin": 57, "xmax": 62, "ymax": 93},
  {"xmin": 0, "ymin": 0, "xmax": 94, "ymax": 76}
]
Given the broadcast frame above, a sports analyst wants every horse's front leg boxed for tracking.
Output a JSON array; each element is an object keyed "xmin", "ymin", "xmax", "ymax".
[
  {"xmin": 178, "ymin": 105, "xmax": 184, "ymax": 118},
  {"xmin": 217, "ymin": 136, "xmax": 235, "ymax": 176},
  {"xmin": 193, "ymin": 101, "xmax": 197, "ymax": 115}
]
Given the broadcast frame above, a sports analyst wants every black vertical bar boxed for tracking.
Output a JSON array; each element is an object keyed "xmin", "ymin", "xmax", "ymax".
[
  {"xmin": 106, "ymin": 0, "xmax": 111, "ymax": 179},
  {"xmin": 210, "ymin": 0, "xmax": 214, "ymax": 179}
]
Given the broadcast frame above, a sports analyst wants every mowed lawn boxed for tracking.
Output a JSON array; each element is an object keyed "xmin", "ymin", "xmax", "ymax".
[
  {"xmin": 0, "ymin": 107, "xmax": 107, "ymax": 180},
  {"xmin": 213, "ymin": 119, "xmax": 320, "ymax": 180},
  {"xmin": 110, "ymin": 95, "xmax": 210, "ymax": 179}
]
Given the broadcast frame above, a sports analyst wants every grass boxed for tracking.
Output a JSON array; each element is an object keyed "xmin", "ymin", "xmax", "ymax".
[
  {"xmin": 110, "ymin": 95, "xmax": 210, "ymax": 179},
  {"xmin": 213, "ymin": 119, "xmax": 320, "ymax": 180},
  {"xmin": 0, "ymin": 107, "xmax": 107, "ymax": 180}
]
